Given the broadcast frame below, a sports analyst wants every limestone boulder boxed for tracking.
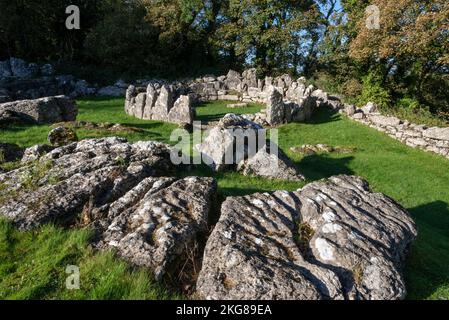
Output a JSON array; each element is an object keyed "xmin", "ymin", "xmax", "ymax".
[
  {"xmin": 48, "ymin": 126, "xmax": 78, "ymax": 146},
  {"xmin": 152, "ymin": 85, "xmax": 174, "ymax": 122},
  {"xmin": 168, "ymin": 95, "xmax": 193, "ymax": 125},
  {"xmin": 0, "ymin": 96, "xmax": 77, "ymax": 124},
  {"xmin": 266, "ymin": 86, "xmax": 285, "ymax": 126},
  {"xmin": 99, "ymin": 176, "xmax": 217, "ymax": 281},
  {"xmin": 196, "ymin": 175, "xmax": 417, "ymax": 300},
  {"xmin": 237, "ymin": 143, "xmax": 305, "ymax": 181},
  {"xmin": 368, "ymin": 115, "xmax": 402, "ymax": 127},
  {"xmin": 10, "ymin": 58, "xmax": 39, "ymax": 78},
  {"xmin": 195, "ymin": 114, "xmax": 262, "ymax": 172},
  {"xmin": 362, "ymin": 102, "xmax": 378, "ymax": 114},
  {"xmin": 423, "ymin": 127, "xmax": 449, "ymax": 141},
  {"xmin": 0, "ymin": 137, "xmax": 176, "ymax": 230}
]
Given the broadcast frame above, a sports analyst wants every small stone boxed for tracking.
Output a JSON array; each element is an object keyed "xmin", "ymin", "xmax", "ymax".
[{"xmin": 48, "ymin": 126, "xmax": 78, "ymax": 146}]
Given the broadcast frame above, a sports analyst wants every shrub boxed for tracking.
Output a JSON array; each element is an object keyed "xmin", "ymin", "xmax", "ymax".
[
  {"xmin": 342, "ymin": 78, "xmax": 363, "ymax": 98},
  {"xmin": 357, "ymin": 71, "xmax": 392, "ymax": 110}
]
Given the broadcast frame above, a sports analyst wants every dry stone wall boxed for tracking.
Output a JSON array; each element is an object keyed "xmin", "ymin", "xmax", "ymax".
[{"xmin": 341, "ymin": 103, "xmax": 449, "ymax": 160}]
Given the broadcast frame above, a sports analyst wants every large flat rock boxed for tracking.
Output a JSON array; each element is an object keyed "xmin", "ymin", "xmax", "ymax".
[
  {"xmin": 0, "ymin": 95, "xmax": 77, "ymax": 124},
  {"xmin": 196, "ymin": 175, "xmax": 417, "ymax": 300},
  {"xmin": 0, "ymin": 137, "xmax": 175, "ymax": 230},
  {"xmin": 100, "ymin": 176, "xmax": 217, "ymax": 280}
]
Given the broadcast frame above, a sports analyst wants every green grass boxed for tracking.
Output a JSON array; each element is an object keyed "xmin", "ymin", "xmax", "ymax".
[
  {"xmin": 195, "ymin": 100, "xmax": 263, "ymax": 123},
  {"xmin": 0, "ymin": 219, "xmax": 179, "ymax": 300},
  {"xmin": 1, "ymin": 97, "xmax": 449, "ymax": 300},
  {"xmin": 0, "ymin": 97, "xmax": 179, "ymax": 147}
]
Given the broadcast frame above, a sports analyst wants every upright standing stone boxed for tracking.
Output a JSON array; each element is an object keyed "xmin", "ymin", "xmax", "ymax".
[
  {"xmin": 152, "ymin": 85, "xmax": 174, "ymax": 122},
  {"xmin": 134, "ymin": 92, "xmax": 147, "ymax": 119},
  {"xmin": 125, "ymin": 85, "xmax": 136, "ymax": 115},
  {"xmin": 168, "ymin": 95, "xmax": 193, "ymax": 125},
  {"xmin": 266, "ymin": 87, "xmax": 285, "ymax": 126},
  {"xmin": 142, "ymin": 84, "xmax": 158, "ymax": 120}
]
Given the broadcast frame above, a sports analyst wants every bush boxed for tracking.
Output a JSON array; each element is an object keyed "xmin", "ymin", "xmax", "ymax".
[
  {"xmin": 342, "ymin": 78, "xmax": 363, "ymax": 98},
  {"xmin": 357, "ymin": 71, "xmax": 392, "ymax": 110}
]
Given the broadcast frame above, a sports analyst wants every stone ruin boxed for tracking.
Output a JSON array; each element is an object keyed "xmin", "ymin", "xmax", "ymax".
[
  {"xmin": 125, "ymin": 84, "xmax": 194, "ymax": 126},
  {"xmin": 124, "ymin": 69, "xmax": 344, "ymax": 127}
]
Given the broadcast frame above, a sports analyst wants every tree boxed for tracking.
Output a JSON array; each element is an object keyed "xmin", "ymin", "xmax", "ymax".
[{"xmin": 348, "ymin": 0, "xmax": 449, "ymax": 112}]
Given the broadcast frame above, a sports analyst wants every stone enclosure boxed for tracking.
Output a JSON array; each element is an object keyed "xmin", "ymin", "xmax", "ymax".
[{"xmin": 124, "ymin": 69, "xmax": 344, "ymax": 126}]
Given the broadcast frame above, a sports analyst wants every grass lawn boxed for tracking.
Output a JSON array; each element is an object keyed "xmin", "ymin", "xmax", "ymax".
[{"xmin": 0, "ymin": 97, "xmax": 448, "ymax": 300}]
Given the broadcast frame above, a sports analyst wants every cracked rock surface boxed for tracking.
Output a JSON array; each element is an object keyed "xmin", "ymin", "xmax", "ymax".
[
  {"xmin": 98, "ymin": 176, "xmax": 217, "ymax": 280},
  {"xmin": 0, "ymin": 137, "xmax": 176, "ymax": 230},
  {"xmin": 0, "ymin": 137, "xmax": 217, "ymax": 280},
  {"xmin": 196, "ymin": 175, "xmax": 417, "ymax": 300}
]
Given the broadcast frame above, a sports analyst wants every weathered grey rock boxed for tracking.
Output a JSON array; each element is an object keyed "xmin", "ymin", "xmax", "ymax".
[
  {"xmin": 151, "ymin": 85, "xmax": 174, "ymax": 122},
  {"xmin": 197, "ymin": 175, "xmax": 417, "ymax": 300},
  {"xmin": 195, "ymin": 114, "xmax": 262, "ymax": 172},
  {"xmin": 266, "ymin": 86, "xmax": 285, "ymax": 126},
  {"xmin": 143, "ymin": 84, "xmax": 158, "ymax": 119},
  {"xmin": 71, "ymin": 80, "xmax": 96, "ymax": 97},
  {"xmin": 0, "ymin": 109, "xmax": 35, "ymax": 126},
  {"xmin": 0, "ymin": 96, "xmax": 77, "ymax": 124},
  {"xmin": 344, "ymin": 104, "xmax": 356, "ymax": 116},
  {"xmin": 312, "ymin": 89, "xmax": 329, "ymax": 104},
  {"xmin": 134, "ymin": 92, "xmax": 147, "ymax": 119},
  {"xmin": 97, "ymin": 86, "xmax": 126, "ymax": 97},
  {"xmin": 226, "ymin": 70, "xmax": 242, "ymax": 90},
  {"xmin": 352, "ymin": 112, "xmax": 365, "ymax": 120},
  {"xmin": 242, "ymin": 68, "xmax": 258, "ymax": 88},
  {"xmin": 327, "ymin": 97, "xmax": 343, "ymax": 110},
  {"xmin": 21, "ymin": 144, "xmax": 56, "ymax": 163},
  {"xmin": 423, "ymin": 127, "xmax": 449, "ymax": 141},
  {"xmin": 48, "ymin": 126, "xmax": 78, "ymax": 146},
  {"xmin": 362, "ymin": 102, "xmax": 378, "ymax": 114},
  {"xmin": 99, "ymin": 176, "xmax": 217, "ymax": 281},
  {"xmin": 125, "ymin": 85, "xmax": 137, "ymax": 115},
  {"xmin": 10, "ymin": 58, "xmax": 38, "ymax": 78},
  {"xmin": 237, "ymin": 143, "xmax": 305, "ymax": 181},
  {"xmin": 291, "ymin": 96, "xmax": 317, "ymax": 122},
  {"xmin": 368, "ymin": 115, "xmax": 401, "ymax": 127},
  {"xmin": 0, "ymin": 137, "xmax": 176, "ymax": 231},
  {"xmin": 168, "ymin": 95, "xmax": 193, "ymax": 125}
]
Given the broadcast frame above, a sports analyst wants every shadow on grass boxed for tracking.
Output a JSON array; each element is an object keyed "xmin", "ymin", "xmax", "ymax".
[
  {"xmin": 297, "ymin": 154, "xmax": 355, "ymax": 181},
  {"xmin": 406, "ymin": 200, "xmax": 449, "ymax": 300},
  {"xmin": 307, "ymin": 107, "xmax": 342, "ymax": 125},
  {"xmin": 195, "ymin": 112, "xmax": 229, "ymax": 124}
]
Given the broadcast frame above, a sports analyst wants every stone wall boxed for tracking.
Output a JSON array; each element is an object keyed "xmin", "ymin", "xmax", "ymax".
[
  {"xmin": 341, "ymin": 103, "xmax": 449, "ymax": 160},
  {"xmin": 0, "ymin": 57, "xmax": 128, "ymax": 101},
  {"xmin": 124, "ymin": 69, "xmax": 344, "ymax": 127}
]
